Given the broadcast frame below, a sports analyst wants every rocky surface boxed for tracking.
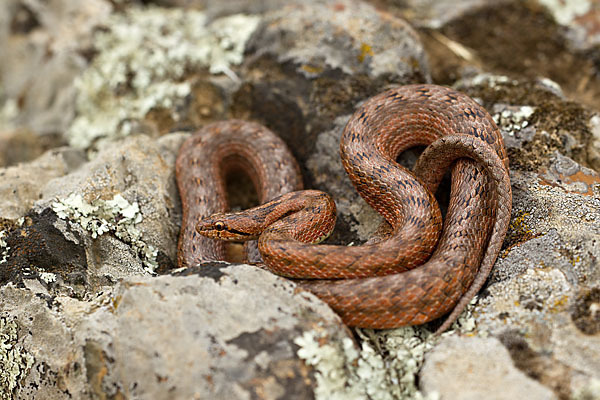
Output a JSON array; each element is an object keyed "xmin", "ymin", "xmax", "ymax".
[
  {"xmin": 1, "ymin": 263, "xmax": 350, "ymax": 399},
  {"xmin": 420, "ymin": 336, "xmax": 557, "ymax": 400},
  {"xmin": 1, "ymin": 0, "xmax": 600, "ymax": 399}
]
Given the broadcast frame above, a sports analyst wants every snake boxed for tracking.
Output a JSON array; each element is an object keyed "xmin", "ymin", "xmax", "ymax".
[{"xmin": 176, "ymin": 84, "xmax": 512, "ymax": 332}]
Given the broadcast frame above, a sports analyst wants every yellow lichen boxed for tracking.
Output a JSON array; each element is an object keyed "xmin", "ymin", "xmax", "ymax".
[
  {"xmin": 301, "ymin": 64, "xmax": 324, "ymax": 74},
  {"xmin": 549, "ymin": 295, "xmax": 569, "ymax": 313},
  {"xmin": 358, "ymin": 43, "xmax": 374, "ymax": 63},
  {"xmin": 502, "ymin": 211, "xmax": 540, "ymax": 257},
  {"xmin": 110, "ymin": 295, "xmax": 123, "ymax": 312}
]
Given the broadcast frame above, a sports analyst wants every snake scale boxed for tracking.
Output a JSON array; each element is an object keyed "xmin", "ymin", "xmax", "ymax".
[{"xmin": 176, "ymin": 84, "xmax": 512, "ymax": 332}]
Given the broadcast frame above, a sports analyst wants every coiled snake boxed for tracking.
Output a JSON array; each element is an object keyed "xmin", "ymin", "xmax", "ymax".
[{"xmin": 176, "ymin": 84, "xmax": 512, "ymax": 332}]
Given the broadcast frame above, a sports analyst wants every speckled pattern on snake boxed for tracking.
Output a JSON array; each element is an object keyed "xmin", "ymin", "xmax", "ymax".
[{"xmin": 176, "ymin": 84, "xmax": 512, "ymax": 332}]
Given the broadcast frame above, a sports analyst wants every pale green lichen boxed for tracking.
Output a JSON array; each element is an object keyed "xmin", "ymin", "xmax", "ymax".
[
  {"xmin": 0, "ymin": 99, "xmax": 18, "ymax": 131},
  {"xmin": 0, "ymin": 231, "xmax": 9, "ymax": 265},
  {"xmin": 538, "ymin": 0, "xmax": 591, "ymax": 25},
  {"xmin": 295, "ymin": 299, "xmax": 477, "ymax": 399},
  {"xmin": 52, "ymin": 193, "xmax": 158, "ymax": 272},
  {"xmin": 572, "ymin": 378, "xmax": 600, "ymax": 400},
  {"xmin": 537, "ymin": 77, "xmax": 564, "ymax": 96},
  {"xmin": 294, "ymin": 330, "xmax": 363, "ymax": 399},
  {"xmin": 295, "ymin": 325, "xmax": 440, "ymax": 400},
  {"xmin": 67, "ymin": 6, "xmax": 260, "ymax": 149},
  {"xmin": 38, "ymin": 272, "xmax": 57, "ymax": 284},
  {"xmin": 468, "ymin": 74, "xmax": 517, "ymax": 89},
  {"xmin": 492, "ymin": 105, "xmax": 535, "ymax": 136},
  {"xmin": 0, "ymin": 317, "xmax": 35, "ymax": 400}
]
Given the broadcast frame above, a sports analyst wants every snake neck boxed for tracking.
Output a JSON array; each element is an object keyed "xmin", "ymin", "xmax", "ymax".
[{"xmin": 260, "ymin": 190, "xmax": 337, "ymax": 244}]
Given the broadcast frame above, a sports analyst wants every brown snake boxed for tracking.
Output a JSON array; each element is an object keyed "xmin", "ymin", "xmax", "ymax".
[{"xmin": 176, "ymin": 84, "xmax": 512, "ymax": 332}]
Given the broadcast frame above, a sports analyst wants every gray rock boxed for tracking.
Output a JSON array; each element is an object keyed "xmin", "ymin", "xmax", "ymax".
[
  {"xmin": 307, "ymin": 116, "xmax": 382, "ymax": 242},
  {"xmin": 0, "ymin": 0, "xmax": 111, "ymax": 136},
  {"xmin": 0, "ymin": 147, "xmax": 85, "ymax": 219},
  {"xmin": 534, "ymin": 0, "xmax": 600, "ymax": 49},
  {"xmin": 256, "ymin": 0, "xmax": 429, "ymax": 81},
  {"xmin": 420, "ymin": 336, "xmax": 557, "ymax": 400},
  {"xmin": 395, "ymin": 0, "xmax": 600, "ymax": 116},
  {"xmin": 39, "ymin": 133, "xmax": 185, "ymax": 270},
  {"xmin": 0, "ymin": 128, "xmax": 66, "ymax": 168},
  {"xmin": 454, "ymin": 75, "xmax": 595, "ymax": 172},
  {"xmin": 464, "ymin": 152, "xmax": 600, "ymax": 398},
  {"xmin": 1, "ymin": 263, "xmax": 350, "ymax": 399},
  {"xmin": 0, "ymin": 133, "xmax": 184, "ymax": 295}
]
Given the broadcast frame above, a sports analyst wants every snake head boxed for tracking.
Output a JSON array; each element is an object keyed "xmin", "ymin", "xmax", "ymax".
[{"xmin": 196, "ymin": 213, "xmax": 259, "ymax": 241}]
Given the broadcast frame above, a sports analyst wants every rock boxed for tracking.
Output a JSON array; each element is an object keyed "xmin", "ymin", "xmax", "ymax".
[
  {"xmin": 63, "ymin": 6, "xmax": 261, "ymax": 150},
  {"xmin": 40, "ymin": 133, "xmax": 185, "ymax": 270},
  {"xmin": 0, "ymin": 147, "xmax": 85, "ymax": 219},
  {"xmin": 390, "ymin": 0, "xmax": 600, "ymax": 112},
  {"xmin": 0, "ymin": 133, "xmax": 185, "ymax": 296},
  {"xmin": 0, "ymin": 263, "xmax": 352, "ymax": 399},
  {"xmin": 463, "ymin": 152, "xmax": 600, "ymax": 398},
  {"xmin": 236, "ymin": 0, "xmax": 428, "ymax": 166},
  {"xmin": 450, "ymin": 75, "xmax": 597, "ymax": 171},
  {"xmin": 420, "ymin": 336, "xmax": 557, "ymax": 400},
  {"xmin": 0, "ymin": 129, "xmax": 66, "ymax": 167},
  {"xmin": 535, "ymin": 0, "xmax": 600, "ymax": 49},
  {"xmin": 0, "ymin": 0, "xmax": 112, "ymax": 138}
]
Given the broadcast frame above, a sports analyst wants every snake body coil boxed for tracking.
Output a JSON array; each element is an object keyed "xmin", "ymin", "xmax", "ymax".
[{"xmin": 177, "ymin": 84, "xmax": 512, "ymax": 332}]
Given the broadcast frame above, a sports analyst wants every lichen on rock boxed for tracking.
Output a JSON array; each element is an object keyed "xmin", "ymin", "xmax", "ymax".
[
  {"xmin": 52, "ymin": 193, "xmax": 158, "ymax": 273},
  {"xmin": 295, "ymin": 325, "xmax": 441, "ymax": 400},
  {"xmin": 0, "ymin": 99, "xmax": 18, "ymax": 132},
  {"xmin": 0, "ymin": 317, "xmax": 34, "ymax": 400},
  {"xmin": 0, "ymin": 231, "xmax": 8, "ymax": 265},
  {"xmin": 67, "ymin": 6, "xmax": 260, "ymax": 150},
  {"xmin": 538, "ymin": 0, "xmax": 591, "ymax": 26},
  {"xmin": 294, "ymin": 299, "xmax": 477, "ymax": 400}
]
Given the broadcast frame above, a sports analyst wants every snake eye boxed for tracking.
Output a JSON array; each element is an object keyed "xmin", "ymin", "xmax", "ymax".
[{"xmin": 214, "ymin": 222, "xmax": 225, "ymax": 231}]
